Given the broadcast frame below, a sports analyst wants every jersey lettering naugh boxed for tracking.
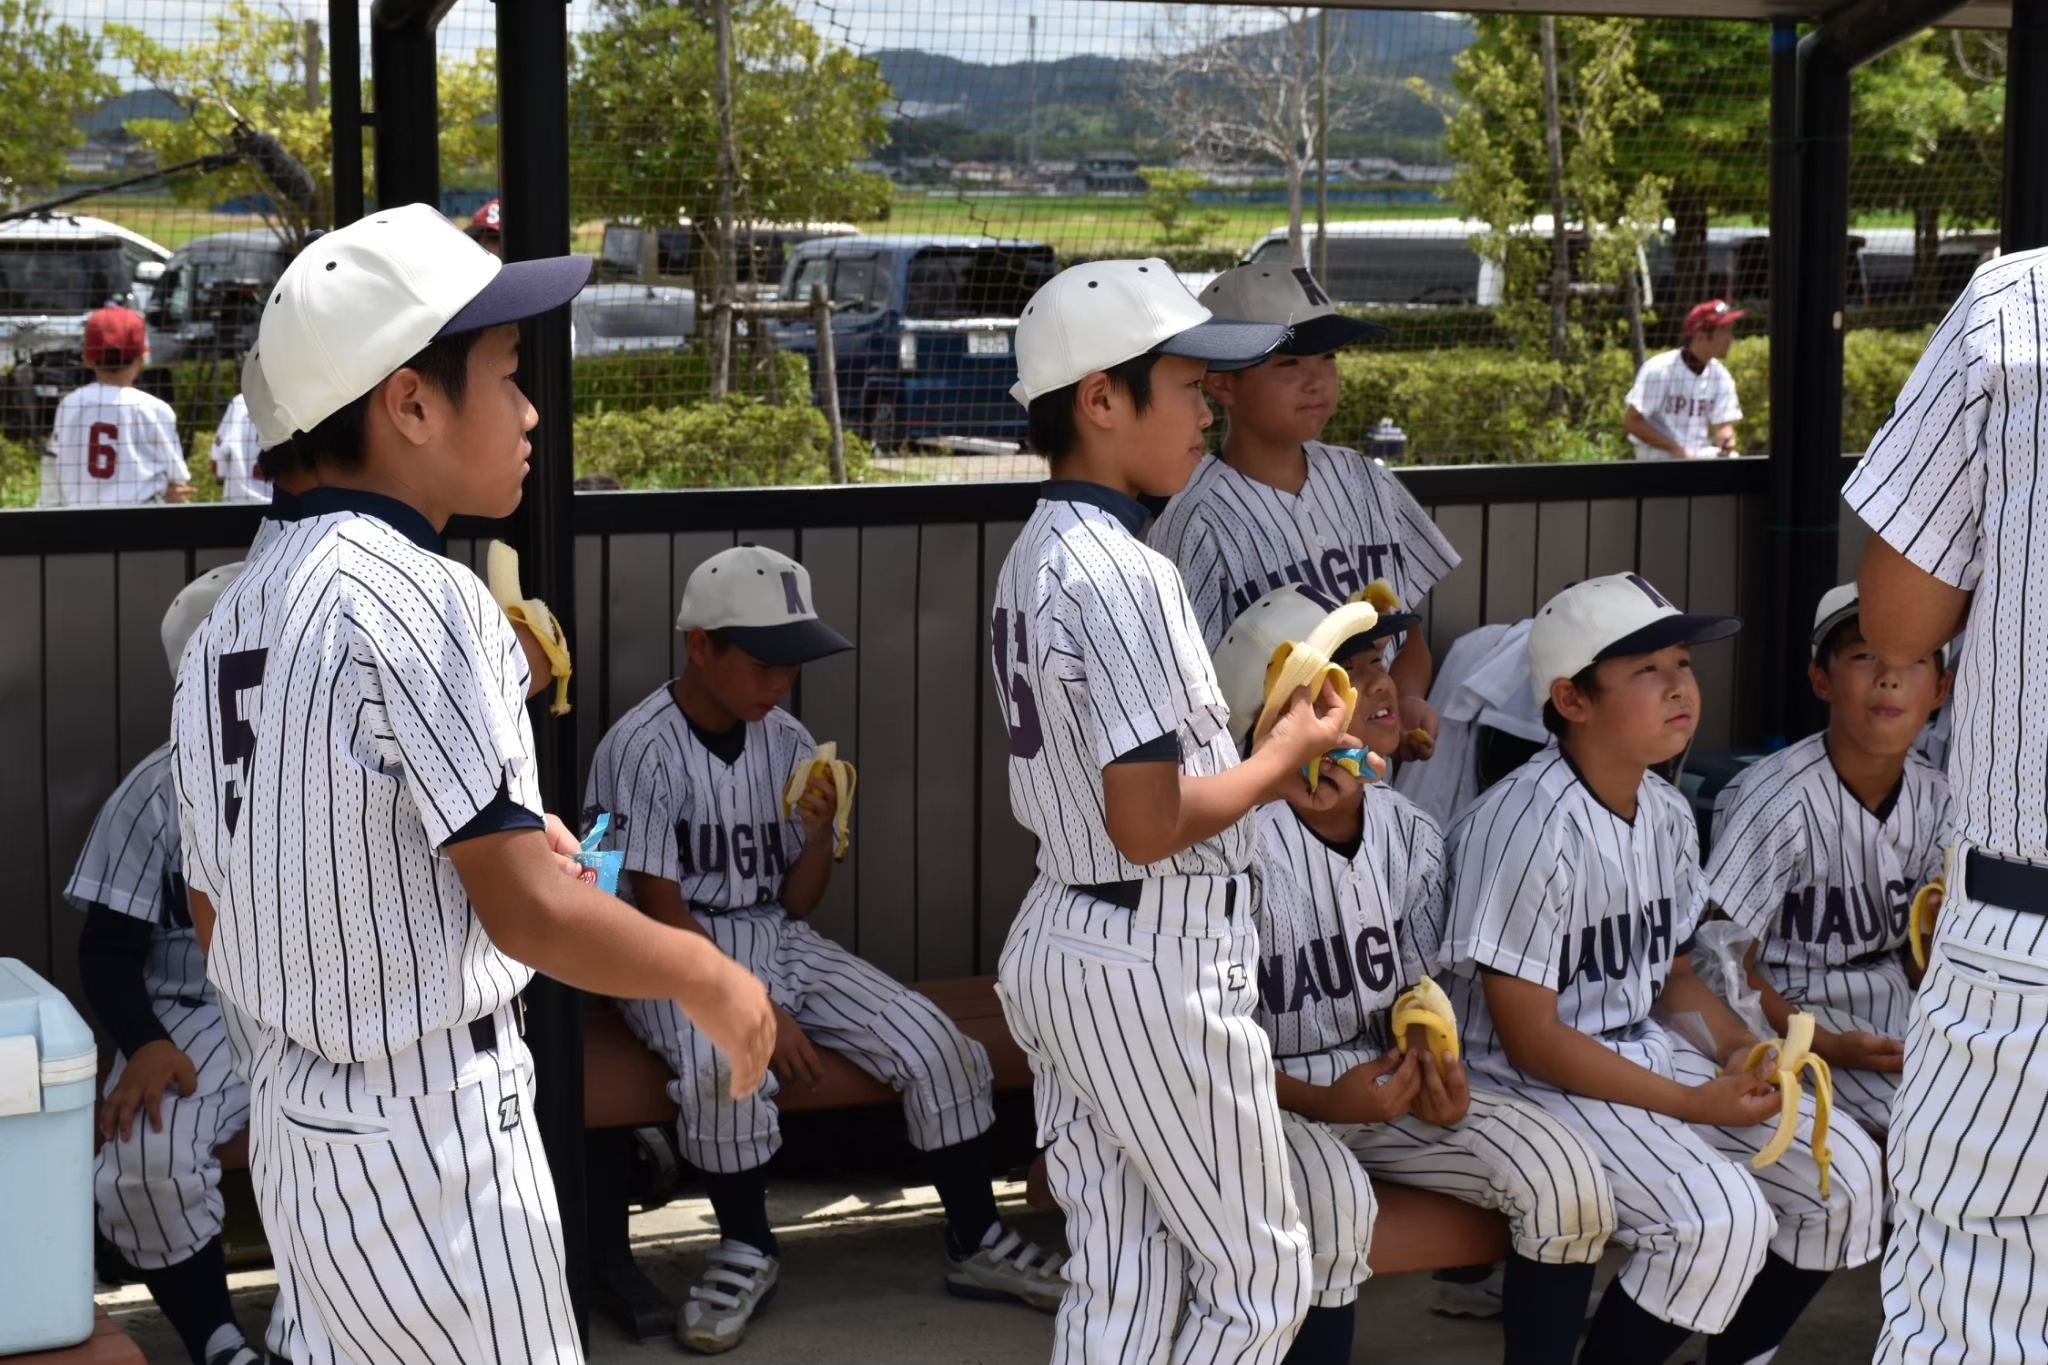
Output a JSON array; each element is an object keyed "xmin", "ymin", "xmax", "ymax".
[
  {"xmin": 1706, "ymin": 733, "xmax": 1950, "ymax": 988},
  {"xmin": 1147, "ymin": 444, "xmax": 1460, "ymax": 650},
  {"xmin": 990, "ymin": 492, "xmax": 1253, "ymax": 883},
  {"xmin": 171, "ymin": 508, "xmax": 538, "ymax": 1073},
  {"xmin": 583, "ymin": 689, "xmax": 813, "ymax": 914},
  {"xmin": 1440, "ymin": 750, "xmax": 1704, "ymax": 1070},
  {"xmin": 1250, "ymin": 788, "xmax": 1444, "ymax": 1059},
  {"xmin": 48, "ymin": 383, "xmax": 189, "ymax": 506},
  {"xmin": 1624, "ymin": 351, "xmax": 1742, "ymax": 459},
  {"xmin": 1843, "ymin": 247, "xmax": 2048, "ymax": 864},
  {"xmin": 63, "ymin": 740, "xmax": 207, "ymax": 1002}
]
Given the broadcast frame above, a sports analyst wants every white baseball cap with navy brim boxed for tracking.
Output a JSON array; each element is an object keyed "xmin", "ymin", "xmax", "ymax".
[
  {"xmin": 675, "ymin": 544, "xmax": 853, "ymax": 667},
  {"xmin": 1213, "ymin": 584, "xmax": 1419, "ymax": 748},
  {"xmin": 1198, "ymin": 263, "xmax": 1386, "ymax": 355},
  {"xmin": 1010, "ymin": 258, "xmax": 1288, "ymax": 407},
  {"xmin": 162, "ymin": 562, "xmax": 245, "ymax": 675},
  {"xmin": 1528, "ymin": 572, "xmax": 1740, "ymax": 706},
  {"xmin": 246, "ymin": 202, "xmax": 592, "ymax": 447}
]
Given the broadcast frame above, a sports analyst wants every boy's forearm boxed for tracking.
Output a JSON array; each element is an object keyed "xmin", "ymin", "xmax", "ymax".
[
  {"xmin": 1103, "ymin": 749, "xmax": 1288, "ymax": 867},
  {"xmin": 1274, "ymin": 1071, "xmax": 1329, "ymax": 1122},
  {"xmin": 1390, "ymin": 631, "xmax": 1432, "ymax": 700},
  {"xmin": 1742, "ymin": 945, "xmax": 1795, "ymax": 1036},
  {"xmin": 779, "ymin": 836, "xmax": 833, "ymax": 920},
  {"xmin": 1506, "ymin": 1015, "xmax": 1700, "ymax": 1119}
]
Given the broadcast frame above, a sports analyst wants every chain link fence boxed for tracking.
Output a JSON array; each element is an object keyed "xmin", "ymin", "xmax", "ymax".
[{"xmin": 0, "ymin": 1, "xmax": 2015, "ymax": 504}]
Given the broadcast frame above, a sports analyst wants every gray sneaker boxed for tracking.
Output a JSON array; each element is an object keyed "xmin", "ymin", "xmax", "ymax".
[
  {"xmin": 945, "ymin": 1225, "xmax": 1066, "ymax": 1313},
  {"xmin": 1427, "ymin": 1264, "xmax": 1504, "ymax": 1319},
  {"xmin": 680, "ymin": 1240, "xmax": 780, "ymax": 1354}
]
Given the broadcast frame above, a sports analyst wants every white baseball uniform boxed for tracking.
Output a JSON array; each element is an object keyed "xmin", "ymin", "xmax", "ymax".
[
  {"xmin": 1705, "ymin": 732, "xmax": 1950, "ymax": 1133},
  {"xmin": 1146, "ymin": 443, "xmax": 1460, "ymax": 650},
  {"xmin": 584, "ymin": 688, "xmax": 993, "ymax": 1175},
  {"xmin": 991, "ymin": 482, "xmax": 1309, "ymax": 1365},
  {"xmin": 1251, "ymin": 792, "xmax": 1613, "ymax": 1309},
  {"xmin": 1440, "ymin": 750, "xmax": 1884, "ymax": 1334},
  {"xmin": 66, "ymin": 740, "xmax": 250, "ymax": 1272},
  {"xmin": 210, "ymin": 396, "xmax": 269, "ymax": 504},
  {"xmin": 1624, "ymin": 350, "xmax": 1742, "ymax": 460},
  {"xmin": 1845, "ymin": 246, "xmax": 2048, "ymax": 1365},
  {"xmin": 171, "ymin": 488, "xmax": 578, "ymax": 1365},
  {"xmin": 47, "ymin": 382, "xmax": 189, "ymax": 506}
]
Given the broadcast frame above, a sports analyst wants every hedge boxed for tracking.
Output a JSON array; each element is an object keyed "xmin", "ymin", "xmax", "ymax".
[{"xmin": 574, "ymin": 394, "xmax": 872, "ymax": 490}]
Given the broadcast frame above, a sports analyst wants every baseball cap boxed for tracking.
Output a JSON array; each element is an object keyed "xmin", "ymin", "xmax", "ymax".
[
  {"xmin": 250, "ymin": 202, "xmax": 592, "ymax": 441},
  {"xmin": 1213, "ymin": 584, "xmax": 1419, "ymax": 746},
  {"xmin": 675, "ymin": 544, "xmax": 853, "ymax": 666},
  {"xmin": 1684, "ymin": 299, "xmax": 1745, "ymax": 335},
  {"xmin": 1198, "ymin": 264, "xmax": 1384, "ymax": 355},
  {"xmin": 1527, "ymin": 572, "xmax": 1740, "ymax": 705},
  {"xmin": 1811, "ymin": 583, "xmax": 1861, "ymax": 659},
  {"xmin": 1010, "ymin": 259, "xmax": 1288, "ymax": 407},
  {"xmin": 85, "ymin": 306, "xmax": 147, "ymax": 368},
  {"xmin": 470, "ymin": 198, "xmax": 503, "ymax": 234},
  {"xmin": 161, "ymin": 562, "xmax": 245, "ymax": 675}
]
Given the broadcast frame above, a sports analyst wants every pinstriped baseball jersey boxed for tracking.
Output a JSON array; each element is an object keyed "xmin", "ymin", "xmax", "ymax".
[
  {"xmin": 990, "ymin": 485, "xmax": 1253, "ymax": 883},
  {"xmin": 211, "ymin": 395, "xmax": 268, "ymax": 504},
  {"xmin": 1146, "ymin": 444, "xmax": 1459, "ymax": 650},
  {"xmin": 1440, "ymin": 749, "xmax": 1704, "ymax": 1076},
  {"xmin": 48, "ymin": 383, "xmax": 189, "ymax": 506},
  {"xmin": 1706, "ymin": 732, "xmax": 1950, "ymax": 986},
  {"xmin": 1249, "ymin": 789, "xmax": 1443, "ymax": 1059},
  {"xmin": 171, "ymin": 497, "xmax": 538, "ymax": 1073},
  {"xmin": 63, "ymin": 740, "xmax": 207, "ymax": 1002},
  {"xmin": 1844, "ymin": 246, "xmax": 2048, "ymax": 864},
  {"xmin": 583, "ymin": 687, "xmax": 813, "ymax": 913}
]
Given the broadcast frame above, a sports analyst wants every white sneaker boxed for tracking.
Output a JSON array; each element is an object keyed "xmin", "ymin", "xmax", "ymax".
[
  {"xmin": 1427, "ymin": 1264, "xmax": 1504, "ymax": 1319},
  {"xmin": 679, "ymin": 1240, "xmax": 780, "ymax": 1354},
  {"xmin": 945, "ymin": 1224, "xmax": 1066, "ymax": 1313}
]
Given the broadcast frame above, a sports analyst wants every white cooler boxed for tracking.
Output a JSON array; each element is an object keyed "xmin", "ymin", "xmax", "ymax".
[{"xmin": 0, "ymin": 958, "xmax": 98, "ymax": 1354}]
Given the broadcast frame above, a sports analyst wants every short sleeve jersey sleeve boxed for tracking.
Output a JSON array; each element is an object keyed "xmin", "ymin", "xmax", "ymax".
[
  {"xmin": 142, "ymin": 395, "xmax": 191, "ymax": 484},
  {"xmin": 65, "ymin": 747, "xmax": 178, "ymax": 923},
  {"xmin": 1705, "ymin": 767, "xmax": 1809, "ymax": 943},
  {"xmin": 1442, "ymin": 783, "xmax": 1576, "ymax": 988},
  {"xmin": 1710, "ymin": 361, "xmax": 1743, "ymax": 425}
]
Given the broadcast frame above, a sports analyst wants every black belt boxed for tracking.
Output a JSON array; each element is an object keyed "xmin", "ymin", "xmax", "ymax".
[
  {"xmin": 469, "ymin": 1015, "xmax": 498, "ymax": 1055},
  {"xmin": 1074, "ymin": 879, "xmax": 1238, "ymax": 918},
  {"xmin": 1966, "ymin": 849, "xmax": 2048, "ymax": 915}
]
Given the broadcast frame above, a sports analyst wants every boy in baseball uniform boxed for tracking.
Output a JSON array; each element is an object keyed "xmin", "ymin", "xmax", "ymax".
[
  {"xmin": 75, "ymin": 566, "xmax": 259, "ymax": 1365},
  {"xmin": 1706, "ymin": 583, "xmax": 1952, "ymax": 1135},
  {"xmin": 991, "ymin": 259, "xmax": 1351, "ymax": 1365},
  {"xmin": 1440, "ymin": 573, "xmax": 1884, "ymax": 1365},
  {"xmin": 44, "ymin": 306, "xmax": 192, "ymax": 506},
  {"xmin": 1147, "ymin": 263, "xmax": 1458, "ymax": 752},
  {"xmin": 585, "ymin": 544, "xmax": 1064, "ymax": 1354},
  {"xmin": 172, "ymin": 205, "xmax": 777, "ymax": 1365},
  {"xmin": 1211, "ymin": 584, "xmax": 1614, "ymax": 1365}
]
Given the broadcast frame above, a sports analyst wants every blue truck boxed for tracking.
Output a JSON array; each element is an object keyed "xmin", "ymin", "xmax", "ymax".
[{"xmin": 771, "ymin": 235, "xmax": 1058, "ymax": 449}]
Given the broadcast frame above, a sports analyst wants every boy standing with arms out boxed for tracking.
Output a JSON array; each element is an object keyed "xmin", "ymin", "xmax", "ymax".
[
  {"xmin": 173, "ymin": 205, "xmax": 775, "ymax": 1365},
  {"xmin": 1147, "ymin": 265, "xmax": 1458, "ymax": 749},
  {"xmin": 45, "ymin": 306, "xmax": 192, "ymax": 506},
  {"xmin": 991, "ymin": 259, "xmax": 1349, "ymax": 1365},
  {"xmin": 1623, "ymin": 299, "xmax": 1744, "ymax": 460},
  {"xmin": 1440, "ymin": 574, "xmax": 1883, "ymax": 1364},
  {"xmin": 1707, "ymin": 584, "xmax": 1951, "ymax": 1136}
]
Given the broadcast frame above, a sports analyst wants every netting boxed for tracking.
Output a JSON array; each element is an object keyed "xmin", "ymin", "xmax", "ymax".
[{"xmin": 0, "ymin": 1, "xmax": 2017, "ymax": 503}]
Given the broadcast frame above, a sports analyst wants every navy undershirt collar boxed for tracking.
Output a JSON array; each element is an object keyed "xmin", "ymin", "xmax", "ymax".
[
  {"xmin": 1042, "ymin": 479, "xmax": 1149, "ymax": 537},
  {"xmin": 291, "ymin": 486, "xmax": 443, "ymax": 554},
  {"xmin": 264, "ymin": 485, "xmax": 302, "ymax": 522}
]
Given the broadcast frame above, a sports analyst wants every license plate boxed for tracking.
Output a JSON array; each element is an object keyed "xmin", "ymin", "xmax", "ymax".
[{"xmin": 966, "ymin": 330, "xmax": 1011, "ymax": 357}]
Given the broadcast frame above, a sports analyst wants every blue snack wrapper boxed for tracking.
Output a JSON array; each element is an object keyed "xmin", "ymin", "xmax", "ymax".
[
  {"xmin": 575, "ymin": 813, "xmax": 624, "ymax": 895},
  {"xmin": 1300, "ymin": 747, "xmax": 1378, "ymax": 785}
]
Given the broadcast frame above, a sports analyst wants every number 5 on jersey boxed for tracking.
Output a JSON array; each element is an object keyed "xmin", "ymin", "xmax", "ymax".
[
  {"xmin": 216, "ymin": 649, "xmax": 268, "ymax": 834},
  {"xmin": 989, "ymin": 608, "xmax": 1042, "ymax": 758}
]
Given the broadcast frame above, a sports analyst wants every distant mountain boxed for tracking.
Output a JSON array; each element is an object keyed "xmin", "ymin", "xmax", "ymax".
[{"xmin": 78, "ymin": 89, "xmax": 188, "ymax": 140}]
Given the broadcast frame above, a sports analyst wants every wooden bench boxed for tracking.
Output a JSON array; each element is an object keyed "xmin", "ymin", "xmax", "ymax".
[{"xmin": 5, "ymin": 1310, "xmax": 145, "ymax": 1365}]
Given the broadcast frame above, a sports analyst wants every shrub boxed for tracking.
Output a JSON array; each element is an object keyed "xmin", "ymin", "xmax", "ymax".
[
  {"xmin": 574, "ymin": 394, "xmax": 873, "ymax": 489},
  {"xmin": 0, "ymin": 434, "xmax": 40, "ymax": 508},
  {"xmin": 1328, "ymin": 347, "xmax": 1631, "ymax": 464}
]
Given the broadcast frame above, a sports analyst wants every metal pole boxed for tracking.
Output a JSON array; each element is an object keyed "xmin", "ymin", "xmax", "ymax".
[
  {"xmin": 369, "ymin": 0, "xmax": 446, "ymax": 210},
  {"xmin": 495, "ymin": 0, "xmax": 587, "ymax": 1338},
  {"xmin": 1027, "ymin": 16, "xmax": 1039, "ymax": 170},
  {"xmin": 2005, "ymin": 0, "xmax": 2048, "ymax": 254},
  {"xmin": 710, "ymin": 0, "xmax": 740, "ymax": 397},
  {"xmin": 329, "ymin": 0, "xmax": 363, "ymax": 226},
  {"xmin": 1764, "ymin": 19, "xmax": 1799, "ymax": 743},
  {"xmin": 1315, "ymin": 9, "xmax": 1329, "ymax": 285},
  {"xmin": 812, "ymin": 285, "xmax": 847, "ymax": 482}
]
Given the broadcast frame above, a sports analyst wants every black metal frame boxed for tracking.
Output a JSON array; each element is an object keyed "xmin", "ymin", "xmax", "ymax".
[
  {"xmin": 2007, "ymin": 0, "xmax": 2048, "ymax": 253},
  {"xmin": 369, "ymin": 0, "xmax": 455, "ymax": 211},
  {"xmin": 330, "ymin": 0, "xmax": 365, "ymax": 227}
]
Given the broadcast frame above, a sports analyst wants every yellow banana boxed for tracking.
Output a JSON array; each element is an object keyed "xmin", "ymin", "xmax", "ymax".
[
  {"xmin": 1744, "ymin": 1012, "xmax": 1835, "ymax": 1197},
  {"xmin": 1392, "ymin": 976, "xmax": 1460, "ymax": 1071},
  {"xmin": 486, "ymin": 541, "xmax": 574, "ymax": 716},
  {"xmin": 1910, "ymin": 869, "xmax": 1946, "ymax": 971},
  {"xmin": 783, "ymin": 741, "xmax": 858, "ymax": 861},
  {"xmin": 1355, "ymin": 579, "xmax": 1402, "ymax": 615},
  {"xmin": 1251, "ymin": 600, "xmax": 1380, "ymax": 786}
]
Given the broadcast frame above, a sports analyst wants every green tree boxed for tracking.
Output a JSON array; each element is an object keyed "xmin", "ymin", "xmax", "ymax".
[
  {"xmin": 1139, "ymin": 167, "xmax": 1227, "ymax": 247},
  {"xmin": 571, "ymin": 0, "xmax": 892, "ymax": 241},
  {"xmin": 438, "ymin": 49, "xmax": 499, "ymax": 192},
  {"xmin": 0, "ymin": 0, "xmax": 116, "ymax": 204}
]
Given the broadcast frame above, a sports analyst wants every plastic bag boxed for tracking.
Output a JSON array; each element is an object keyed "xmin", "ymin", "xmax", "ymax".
[{"xmin": 575, "ymin": 812, "xmax": 624, "ymax": 895}]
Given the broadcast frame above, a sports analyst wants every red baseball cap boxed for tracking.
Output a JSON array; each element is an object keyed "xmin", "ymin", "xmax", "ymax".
[
  {"xmin": 1683, "ymin": 299, "xmax": 1745, "ymax": 335},
  {"xmin": 85, "ymin": 306, "xmax": 147, "ymax": 367},
  {"xmin": 470, "ymin": 198, "xmax": 502, "ymax": 233}
]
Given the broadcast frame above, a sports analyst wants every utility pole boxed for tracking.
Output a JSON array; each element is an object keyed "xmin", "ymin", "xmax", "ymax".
[
  {"xmin": 1538, "ymin": 16, "xmax": 1570, "ymax": 367},
  {"xmin": 711, "ymin": 0, "xmax": 741, "ymax": 397},
  {"xmin": 1315, "ymin": 9, "xmax": 1329, "ymax": 284},
  {"xmin": 1026, "ymin": 15, "xmax": 1039, "ymax": 170}
]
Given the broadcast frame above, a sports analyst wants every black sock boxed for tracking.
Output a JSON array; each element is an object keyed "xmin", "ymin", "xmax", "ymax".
[
  {"xmin": 1498, "ymin": 1255, "xmax": 1597, "ymax": 1365},
  {"xmin": 137, "ymin": 1237, "xmax": 243, "ymax": 1365},
  {"xmin": 701, "ymin": 1166, "xmax": 779, "ymax": 1258},
  {"xmin": 923, "ymin": 1133, "xmax": 1003, "ymax": 1259},
  {"xmin": 1280, "ymin": 1304, "xmax": 1355, "ymax": 1365},
  {"xmin": 1705, "ymin": 1254, "xmax": 1832, "ymax": 1364},
  {"xmin": 1435, "ymin": 1261, "xmax": 1498, "ymax": 1285},
  {"xmin": 1577, "ymin": 1284, "xmax": 1695, "ymax": 1365}
]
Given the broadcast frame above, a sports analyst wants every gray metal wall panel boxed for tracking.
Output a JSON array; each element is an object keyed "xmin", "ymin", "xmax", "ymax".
[
  {"xmin": 1484, "ymin": 503, "xmax": 1538, "ymax": 625},
  {"xmin": 977, "ymin": 522, "xmax": 1035, "ymax": 975},
  {"xmin": 1734, "ymin": 494, "xmax": 1772, "ymax": 746},
  {"xmin": 1586, "ymin": 500, "xmax": 1639, "ymax": 579},
  {"xmin": 193, "ymin": 548, "xmax": 242, "ymax": 575},
  {"xmin": 43, "ymin": 555, "xmax": 120, "ymax": 1005},
  {"xmin": 913, "ymin": 524, "xmax": 980, "ymax": 980},
  {"xmin": 853, "ymin": 527, "xmax": 920, "ymax": 979},
  {"xmin": 573, "ymin": 534, "xmax": 605, "ymax": 794},
  {"xmin": 1534, "ymin": 501, "xmax": 1590, "ymax": 608},
  {"xmin": 1427, "ymin": 506, "xmax": 1485, "ymax": 660},
  {"xmin": 1637, "ymin": 499, "xmax": 1691, "ymax": 608},
  {"xmin": 605, "ymin": 535, "xmax": 672, "ymax": 723},
  {"xmin": 116, "ymin": 551, "xmax": 185, "ymax": 770},
  {"xmin": 1688, "ymin": 496, "xmax": 1741, "ymax": 750},
  {"xmin": 0, "ymin": 559, "xmax": 47, "ymax": 974},
  {"xmin": 796, "ymin": 528, "xmax": 861, "ymax": 950}
]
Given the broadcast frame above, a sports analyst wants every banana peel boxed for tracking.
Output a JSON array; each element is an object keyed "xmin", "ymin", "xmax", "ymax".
[
  {"xmin": 1355, "ymin": 579, "xmax": 1402, "ymax": 615},
  {"xmin": 1744, "ymin": 1012, "xmax": 1836, "ymax": 1197},
  {"xmin": 1910, "ymin": 871, "xmax": 1946, "ymax": 971},
  {"xmin": 1392, "ymin": 976, "xmax": 1459, "ymax": 1072},
  {"xmin": 783, "ymin": 741, "xmax": 857, "ymax": 860},
  {"xmin": 486, "ymin": 541, "xmax": 573, "ymax": 716},
  {"xmin": 1252, "ymin": 600, "xmax": 1380, "ymax": 784}
]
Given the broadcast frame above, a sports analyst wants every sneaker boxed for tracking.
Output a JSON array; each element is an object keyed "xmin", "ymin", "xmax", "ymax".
[
  {"xmin": 1427, "ymin": 1264, "xmax": 1504, "ymax": 1319},
  {"xmin": 679, "ymin": 1240, "xmax": 780, "ymax": 1355},
  {"xmin": 945, "ymin": 1224, "xmax": 1066, "ymax": 1313}
]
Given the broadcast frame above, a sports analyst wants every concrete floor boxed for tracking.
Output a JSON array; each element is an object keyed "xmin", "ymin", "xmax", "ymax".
[{"xmin": 101, "ymin": 1177, "xmax": 1886, "ymax": 1363}]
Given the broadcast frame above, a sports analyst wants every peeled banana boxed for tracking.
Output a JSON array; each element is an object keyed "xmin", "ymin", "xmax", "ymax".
[
  {"xmin": 783, "ymin": 741, "xmax": 858, "ymax": 860},
  {"xmin": 486, "ymin": 540, "xmax": 574, "ymax": 716},
  {"xmin": 1356, "ymin": 579, "xmax": 1402, "ymax": 615},
  {"xmin": 1745, "ymin": 1012, "xmax": 1835, "ymax": 1197},
  {"xmin": 1392, "ymin": 976, "xmax": 1460, "ymax": 1071},
  {"xmin": 1251, "ymin": 600, "xmax": 1381, "ymax": 783},
  {"xmin": 1910, "ymin": 875, "xmax": 1945, "ymax": 970}
]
